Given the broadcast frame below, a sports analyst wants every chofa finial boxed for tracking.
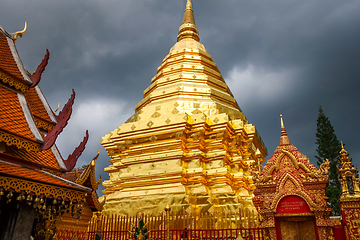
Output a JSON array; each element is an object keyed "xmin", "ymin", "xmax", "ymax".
[{"xmin": 13, "ymin": 21, "xmax": 27, "ymax": 43}]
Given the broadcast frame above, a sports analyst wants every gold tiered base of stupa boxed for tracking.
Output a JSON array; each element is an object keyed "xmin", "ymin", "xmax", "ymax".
[{"xmin": 101, "ymin": 0, "xmax": 267, "ymax": 216}]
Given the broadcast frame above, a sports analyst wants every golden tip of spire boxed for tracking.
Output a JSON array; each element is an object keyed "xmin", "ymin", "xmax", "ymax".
[
  {"xmin": 13, "ymin": 21, "xmax": 27, "ymax": 43},
  {"xmin": 186, "ymin": 0, "xmax": 192, "ymax": 9},
  {"xmin": 280, "ymin": 114, "xmax": 284, "ymax": 128},
  {"xmin": 177, "ymin": 0, "xmax": 199, "ymax": 42},
  {"xmin": 341, "ymin": 140, "xmax": 344, "ymax": 149},
  {"xmin": 280, "ymin": 114, "xmax": 290, "ymax": 145}
]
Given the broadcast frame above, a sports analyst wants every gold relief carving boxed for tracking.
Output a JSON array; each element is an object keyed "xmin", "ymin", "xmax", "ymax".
[
  {"xmin": 0, "ymin": 176, "xmax": 85, "ymax": 201},
  {"xmin": 34, "ymin": 118, "xmax": 54, "ymax": 131},
  {"xmin": 147, "ymin": 121, "xmax": 154, "ymax": 128},
  {"xmin": 0, "ymin": 71, "xmax": 29, "ymax": 92},
  {"xmin": 174, "ymin": 102, "xmax": 179, "ymax": 107},
  {"xmin": 149, "ymin": 135, "xmax": 157, "ymax": 142},
  {"xmin": 213, "ymin": 117, "xmax": 219, "ymax": 123},
  {"xmin": 172, "ymin": 108, "xmax": 179, "ymax": 114},
  {"xmin": 0, "ymin": 130, "xmax": 40, "ymax": 152},
  {"xmin": 279, "ymin": 219, "xmax": 317, "ymax": 240},
  {"xmin": 165, "ymin": 118, "xmax": 171, "ymax": 124},
  {"xmin": 344, "ymin": 209, "xmax": 360, "ymax": 239},
  {"xmin": 151, "ymin": 112, "xmax": 161, "ymax": 118},
  {"xmin": 131, "ymin": 125, "xmax": 136, "ymax": 130},
  {"xmin": 283, "ymin": 179, "xmax": 296, "ymax": 193},
  {"xmin": 156, "ymin": 106, "xmax": 161, "ymax": 111},
  {"xmin": 191, "ymin": 109, "xmax": 202, "ymax": 114}
]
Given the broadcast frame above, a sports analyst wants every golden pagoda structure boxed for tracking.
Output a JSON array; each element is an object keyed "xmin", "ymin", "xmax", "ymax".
[{"xmin": 101, "ymin": 0, "xmax": 267, "ymax": 217}]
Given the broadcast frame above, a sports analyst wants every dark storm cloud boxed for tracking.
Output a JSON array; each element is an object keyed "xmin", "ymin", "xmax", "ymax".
[{"xmin": 1, "ymin": 0, "xmax": 360, "ymax": 195}]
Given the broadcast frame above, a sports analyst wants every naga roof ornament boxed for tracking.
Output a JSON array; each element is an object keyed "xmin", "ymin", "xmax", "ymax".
[
  {"xmin": 30, "ymin": 49, "xmax": 50, "ymax": 88},
  {"xmin": 63, "ymin": 130, "xmax": 89, "ymax": 171},
  {"xmin": 41, "ymin": 89, "xmax": 75, "ymax": 150}
]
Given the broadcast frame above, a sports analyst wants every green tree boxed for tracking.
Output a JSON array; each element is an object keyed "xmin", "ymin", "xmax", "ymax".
[{"xmin": 315, "ymin": 106, "xmax": 342, "ymax": 215}]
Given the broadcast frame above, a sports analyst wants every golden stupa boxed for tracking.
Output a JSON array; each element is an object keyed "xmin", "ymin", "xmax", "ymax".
[{"xmin": 101, "ymin": 0, "xmax": 267, "ymax": 216}]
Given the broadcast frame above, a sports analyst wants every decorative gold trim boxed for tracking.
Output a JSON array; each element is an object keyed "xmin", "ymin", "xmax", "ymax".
[
  {"xmin": 34, "ymin": 117, "xmax": 54, "ymax": 131},
  {"xmin": 0, "ymin": 129, "xmax": 39, "ymax": 152},
  {"xmin": 0, "ymin": 70, "xmax": 29, "ymax": 92},
  {"xmin": 76, "ymin": 150, "xmax": 100, "ymax": 190},
  {"xmin": 0, "ymin": 176, "xmax": 86, "ymax": 202},
  {"xmin": 91, "ymin": 190, "xmax": 103, "ymax": 211}
]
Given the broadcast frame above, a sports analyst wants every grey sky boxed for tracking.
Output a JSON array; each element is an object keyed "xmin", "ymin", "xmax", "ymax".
[{"xmin": 1, "ymin": 0, "xmax": 360, "ymax": 195}]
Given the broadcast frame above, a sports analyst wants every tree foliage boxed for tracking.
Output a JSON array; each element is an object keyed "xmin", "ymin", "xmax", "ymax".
[{"xmin": 315, "ymin": 106, "xmax": 342, "ymax": 215}]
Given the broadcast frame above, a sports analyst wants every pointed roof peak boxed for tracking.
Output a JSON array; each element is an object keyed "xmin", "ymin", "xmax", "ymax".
[
  {"xmin": 340, "ymin": 140, "xmax": 348, "ymax": 157},
  {"xmin": 183, "ymin": 0, "xmax": 194, "ymax": 24},
  {"xmin": 177, "ymin": 0, "xmax": 200, "ymax": 42},
  {"xmin": 280, "ymin": 114, "xmax": 290, "ymax": 145}
]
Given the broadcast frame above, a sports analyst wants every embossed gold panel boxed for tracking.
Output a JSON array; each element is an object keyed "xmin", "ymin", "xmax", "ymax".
[{"xmin": 279, "ymin": 218, "xmax": 316, "ymax": 240}]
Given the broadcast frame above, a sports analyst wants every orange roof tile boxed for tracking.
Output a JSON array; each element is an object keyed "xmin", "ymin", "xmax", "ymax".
[
  {"xmin": 62, "ymin": 170, "xmax": 84, "ymax": 182},
  {"xmin": 25, "ymin": 88, "xmax": 53, "ymax": 123},
  {"xmin": 0, "ymin": 160, "xmax": 88, "ymax": 191},
  {"xmin": 0, "ymin": 86, "xmax": 37, "ymax": 142},
  {"xmin": 5, "ymin": 145, "xmax": 61, "ymax": 170},
  {"xmin": 0, "ymin": 34, "xmax": 25, "ymax": 81}
]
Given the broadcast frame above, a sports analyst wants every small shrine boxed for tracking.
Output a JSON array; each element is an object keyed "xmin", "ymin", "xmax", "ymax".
[
  {"xmin": 253, "ymin": 115, "xmax": 333, "ymax": 240},
  {"xmin": 338, "ymin": 143, "xmax": 360, "ymax": 239}
]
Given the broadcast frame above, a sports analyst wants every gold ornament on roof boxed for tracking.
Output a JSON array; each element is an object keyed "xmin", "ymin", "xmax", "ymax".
[
  {"xmin": 13, "ymin": 21, "xmax": 27, "ymax": 43},
  {"xmin": 338, "ymin": 141, "xmax": 360, "ymax": 201}
]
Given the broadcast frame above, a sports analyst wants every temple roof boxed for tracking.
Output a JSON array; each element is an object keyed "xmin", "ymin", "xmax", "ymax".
[
  {"xmin": 258, "ymin": 115, "xmax": 327, "ymax": 184},
  {"xmin": 62, "ymin": 151, "xmax": 103, "ymax": 211},
  {"xmin": 0, "ymin": 31, "xmax": 31, "ymax": 85},
  {"xmin": 0, "ymin": 160, "xmax": 91, "ymax": 192},
  {"xmin": 0, "ymin": 86, "xmax": 43, "ymax": 145},
  {"xmin": 0, "ymin": 23, "xmax": 87, "ymax": 172}
]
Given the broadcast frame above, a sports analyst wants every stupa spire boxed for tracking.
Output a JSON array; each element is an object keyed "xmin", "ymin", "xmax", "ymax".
[
  {"xmin": 280, "ymin": 114, "xmax": 290, "ymax": 145},
  {"xmin": 177, "ymin": 0, "xmax": 200, "ymax": 42}
]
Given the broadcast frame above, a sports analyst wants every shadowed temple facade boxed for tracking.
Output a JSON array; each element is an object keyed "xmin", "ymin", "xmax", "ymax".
[{"xmin": 101, "ymin": 0, "xmax": 267, "ymax": 216}]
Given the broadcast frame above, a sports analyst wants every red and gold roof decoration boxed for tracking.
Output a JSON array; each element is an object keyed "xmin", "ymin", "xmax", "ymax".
[
  {"xmin": 0, "ymin": 34, "xmax": 28, "ymax": 84},
  {"xmin": 0, "ymin": 86, "xmax": 44, "ymax": 152},
  {"xmin": 0, "ymin": 23, "xmax": 89, "ymax": 175},
  {"xmin": 0, "ymin": 87, "xmax": 37, "ymax": 142},
  {"xmin": 253, "ymin": 115, "xmax": 332, "ymax": 230},
  {"xmin": 62, "ymin": 150, "xmax": 103, "ymax": 211},
  {"xmin": 0, "ymin": 160, "xmax": 91, "ymax": 202}
]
